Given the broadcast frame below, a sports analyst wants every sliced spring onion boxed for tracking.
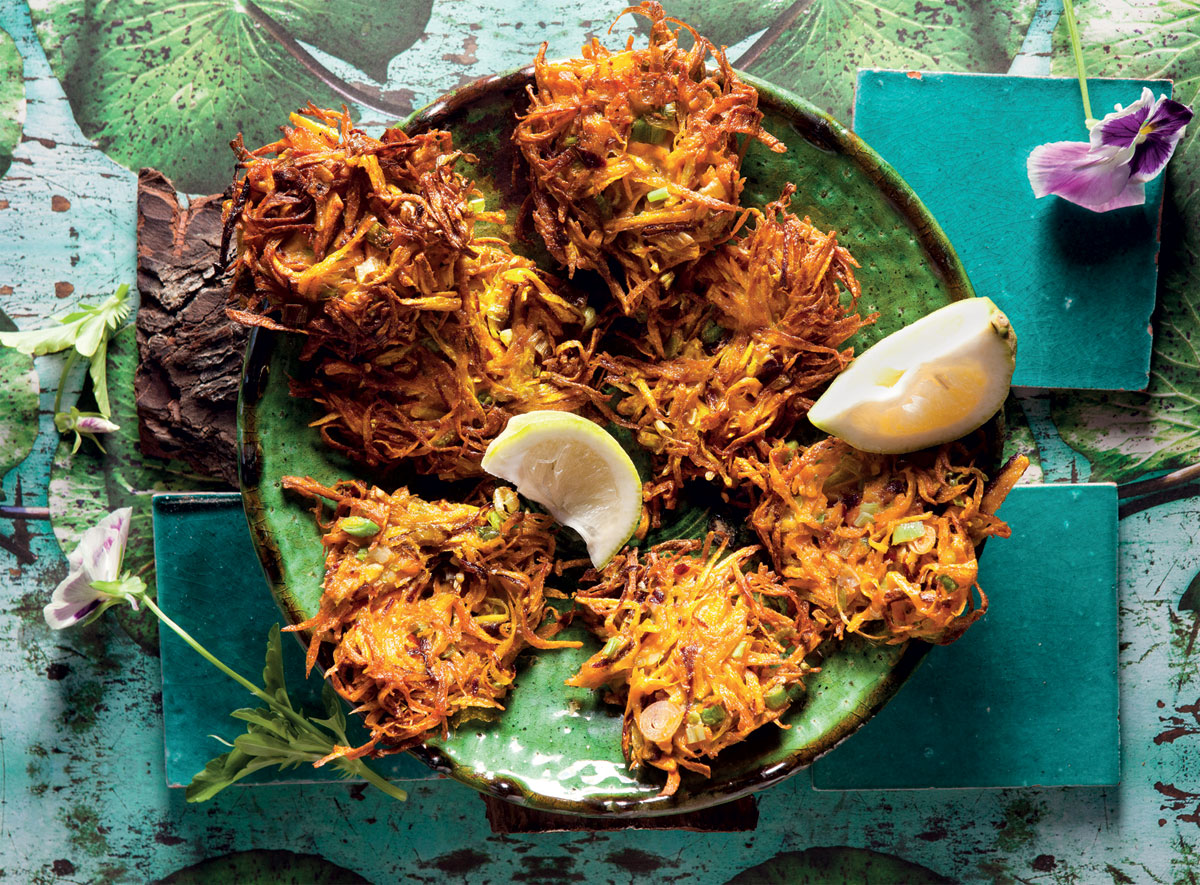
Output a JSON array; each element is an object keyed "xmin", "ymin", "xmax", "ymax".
[
  {"xmin": 685, "ymin": 723, "xmax": 707, "ymax": 745},
  {"xmin": 486, "ymin": 510, "xmax": 504, "ymax": 530},
  {"xmin": 341, "ymin": 517, "xmax": 380, "ymax": 538},
  {"xmin": 731, "ymin": 639, "xmax": 748, "ymax": 660},
  {"xmin": 600, "ymin": 636, "xmax": 627, "ymax": 659},
  {"xmin": 629, "ymin": 117, "xmax": 670, "ymax": 144},
  {"xmin": 645, "ymin": 187, "xmax": 670, "ymax": 203},
  {"xmin": 764, "ymin": 686, "xmax": 790, "ymax": 710},
  {"xmin": 700, "ymin": 705, "xmax": 726, "ymax": 726},
  {"xmin": 853, "ymin": 502, "xmax": 879, "ymax": 527},
  {"xmin": 891, "ymin": 522, "xmax": 926, "ymax": 545},
  {"xmin": 700, "ymin": 319, "xmax": 726, "ymax": 345},
  {"xmin": 476, "ymin": 525, "xmax": 500, "ymax": 541},
  {"xmin": 355, "ymin": 548, "xmax": 369, "ymax": 561},
  {"xmin": 939, "ymin": 575, "xmax": 959, "ymax": 591},
  {"xmin": 466, "ymin": 197, "xmax": 486, "ymax": 213}
]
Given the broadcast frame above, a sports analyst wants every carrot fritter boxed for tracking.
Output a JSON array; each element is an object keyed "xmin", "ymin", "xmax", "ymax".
[
  {"xmin": 283, "ymin": 477, "xmax": 580, "ymax": 755},
  {"xmin": 751, "ymin": 438, "xmax": 1028, "ymax": 645},
  {"xmin": 514, "ymin": 1, "xmax": 784, "ymax": 316},
  {"xmin": 225, "ymin": 106, "xmax": 601, "ymax": 478},
  {"xmin": 569, "ymin": 538, "xmax": 828, "ymax": 796},
  {"xmin": 601, "ymin": 187, "xmax": 870, "ymax": 511}
]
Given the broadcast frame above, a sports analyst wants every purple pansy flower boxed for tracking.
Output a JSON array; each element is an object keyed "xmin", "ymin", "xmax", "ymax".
[
  {"xmin": 43, "ymin": 507, "xmax": 143, "ymax": 629},
  {"xmin": 1028, "ymin": 88, "xmax": 1193, "ymax": 213}
]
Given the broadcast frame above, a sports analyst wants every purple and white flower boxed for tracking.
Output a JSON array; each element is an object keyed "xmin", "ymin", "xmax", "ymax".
[
  {"xmin": 44, "ymin": 507, "xmax": 144, "ymax": 629},
  {"xmin": 1028, "ymin": 88, "xmax": 1193, "ymax": 213}
]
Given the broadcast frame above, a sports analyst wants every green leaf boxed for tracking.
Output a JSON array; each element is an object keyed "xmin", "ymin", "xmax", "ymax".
[
  {"xmin": 229, "ymin": 707, "xmax": 294, "ymax": 741},
  {"xmin": 49, "ymin": 324, "xmax": 225, "ymax": 653},
  {"xmin": 157, "ymin": 850, "xmax": 372, "ymax": 884},
  {"xmin": 0, "ymin": 28, "xmax": 24, "ymax": 180},
  {"xmin": 1045, "ymin": 2, "xmax": 1200, "ymax": 482},
  {"xmin": 87, "ymin": 337, "xmax": 110, "ymax": 419},
  {"xmin": 185, "ymin": 746, "xmax": 260, "ymax": 802},
  {"xmin": 1180, "ymin": 569, "xmax": 1200, "ymax": 613},
  {"xmin": 0, "ymin": 308, "xmax": 38, "ymax": 478},
  {"xmin": 634, "ymin": 0, "xmax": 795, "ymax": 51},
  {"xmin": 724, "ymin": 847, "xmax": 953, "ymax": 885},
  {"xmin": 261, "ymin": 623, "xmax": 290, "ymax": 706},
  {"xmin": 0, "ymin": 322, "xmax": 80, "ymax": 356},
  {"xmin": 30, "ymin": 0, "xmax": 432, "ymax": 194},
  {"xmin": 742, "ymin": 0, "xmax": 1036, "ymax": 122}
]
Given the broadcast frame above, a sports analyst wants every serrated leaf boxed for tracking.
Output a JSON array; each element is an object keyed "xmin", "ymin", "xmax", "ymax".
[
  {"xmin": 229, "ymin": 707, "xmax": 294, "ymax": 740},
  {"xmin": 0, "ymin": 322, "xmax": 79, "ymax": 356},
  {"xmin": 0, "ymin": 29, "xmax": 24, "ymax": 180},
  {"xmin": 261, "ymin": 624, "xmax": 289, "ymax": 706},
  {"xmin": 186, "ymin": 746, "xmax": 259, "ymax": 802},
  {"xmin": 29, "ymin": 0, "xmax": 432, "ymax": 193},
  {"xmin": 1045, "ymin": 2, "xmax": 1200, "ymax": 482},
  {"xmin": 742, "ymin": 0, "xmax": 1036, "ymax": 122},
  {"xmin": 1180, "ymin": 569, "xmax": 1200, "ymax": 613}
]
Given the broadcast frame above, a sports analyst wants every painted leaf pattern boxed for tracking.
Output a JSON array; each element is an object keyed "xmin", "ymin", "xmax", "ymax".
[
  {"xmin": 28, "ymin": 0, "xmax": 432, "ymax": 193},
  {"xmin": 1047, "ymin": 0, "xmax": 1200, "ymax": 481}
]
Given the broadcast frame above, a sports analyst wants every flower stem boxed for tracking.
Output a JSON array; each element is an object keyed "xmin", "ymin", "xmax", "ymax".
[
  {"xmin": 141, "ymin": 595, "xmax": 407, "ymax": 802},
  {"xmin": 142, "ymin": 596, "xmax": 272, "ymax": 703},
  {"xmin": 1061, "ymin": 0, "xmax": 1094, "ymax": 126}
]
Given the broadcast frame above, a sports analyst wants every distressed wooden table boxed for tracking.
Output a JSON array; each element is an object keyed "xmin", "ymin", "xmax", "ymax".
[{"xmin": 3, "ymin": 1, "xmax": 1199, "ymax": 881}]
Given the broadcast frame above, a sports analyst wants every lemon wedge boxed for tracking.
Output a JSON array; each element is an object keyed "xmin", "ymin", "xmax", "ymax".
[
  {"xmin": 808, "ymin": 297, "xmax": 1016, "ymax": 454},
  {"xmin": 481, "ymin": 411, "xmax": 643, "ymax": 567}
]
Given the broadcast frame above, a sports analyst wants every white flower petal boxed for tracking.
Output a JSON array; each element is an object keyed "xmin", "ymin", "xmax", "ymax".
[
  {"xmin": 69, "ymin": 507, "xmax": 132, "ymax": 580},
  {"xmin": 43, "ymin": 596, "xmax": 104, "ymax": 630},
  {"xmin": 52, "ymin": 569, "xmax": 104, "ymax": 606}
]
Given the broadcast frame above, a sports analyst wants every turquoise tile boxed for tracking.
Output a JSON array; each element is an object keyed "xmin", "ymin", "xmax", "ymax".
[
  {"xmin": 812, "ymin": 483, "xmax": 1119, "ymax": 789},
  {"xmin": 854, "ymin": 71, "xmax": 1170, "ymax": 391},
  {"xmin": 153, "ymin": 493, "xmax": 436, "ymax": 788}
]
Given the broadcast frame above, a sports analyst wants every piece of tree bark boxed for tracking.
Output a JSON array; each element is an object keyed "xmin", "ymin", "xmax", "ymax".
[
  {"xmin": 135, "ymin": 168, "xmax": 245, "ymax": 486},
  {"xmin": 481, "ymin": 793, "xmax": 758, "ymax": 833}
]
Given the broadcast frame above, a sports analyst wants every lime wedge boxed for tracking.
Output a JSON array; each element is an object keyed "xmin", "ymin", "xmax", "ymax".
[
  {"xmin": 481, "ymin": 411, "xmax": 643, "ymax": 567},
  {"xmin": 808, "ymin": 297, "xmax": 1016, "ymax": 454}
]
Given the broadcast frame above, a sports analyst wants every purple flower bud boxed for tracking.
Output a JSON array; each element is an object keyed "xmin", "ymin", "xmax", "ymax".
[{"xmin": 75, "ymin": 415, "xmax": 120, "ymax": 434}]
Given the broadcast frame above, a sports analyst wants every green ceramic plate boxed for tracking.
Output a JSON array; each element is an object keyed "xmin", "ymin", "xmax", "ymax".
[{"xmin": 239, "ymin": 68, "xmax": 982, "ymax": 817}]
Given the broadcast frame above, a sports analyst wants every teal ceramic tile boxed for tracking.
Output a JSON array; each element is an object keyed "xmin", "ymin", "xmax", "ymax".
[
  {"xmin": 854, "ymin": 71, "xmax": 1170, "ymax": 391},
  {"xmin": 812, "ymin": 483, "xmax": 1119, "ymax": 789},
  {"xmin": 153, "ymin": 493, "xmax": 436, "ymax": 788}
]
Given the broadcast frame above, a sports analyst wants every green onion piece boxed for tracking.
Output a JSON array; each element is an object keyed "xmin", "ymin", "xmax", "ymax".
[
  {"xmin": 356, "ymin": 548, "xmax": 369, "ymax": 561},
  {"xmin": 731, "ymin": 640, "xmax": 748, "ymax": 660},
  {"xmin": 487, "ymin": 510, "xmax": 504, "ymax": 530},
  {"xmin": 365, "ymin": 221, "xmax": 392, "ymax": 248},
  {"xmin": 593, "ymin": 193, "xmax": 610, "ymax": 217},
  {"xmin": 562, "ymin": 135, "xmax": 578, "ymax": 146},
  {"xmin": 853, "ymin": 502, "xmax": 879, "ymax": 527},
  {"xmin": 582, "ymin": 305, "xmax": 597, "ymax": 330},
  {"xmin": 341, "ymin": 517, "xmax": 380, "ymax": 538},
  {"xmin": 764, "ymin": 686, "xmax": 790, "ymax": 710},
  {"xmin": 477, "ymin": 525, "xmax": 500, "ymax": 541},
  {"xmin": 939, "ymin": 575, "xmax": 959, "ymax": 591},
  {"xmin": 700, "ymin": 705, "xmax": 726, "ymax": 726},
  {"xmin": 646, "ymin": 187, "xmax": 670, "ymax": 203},
  {"xmin": 701, "ymin": 320, "xmax": 726, "ymax": 345},
  {"xmin": 476, "ymin": 389, "xmax": 495, "ymax": 407},
  {"xmin": 630, "ymin": 117, "xmax": 670, "ymax": 144},
  {"xmin": 685, "ymin": 723, "xmax": 707, "ymax": 745},
  {"xmin": 466, "ymin": 197, "xmax": 486, "ymax": 213},
  {"xmin": 953, "ymin": 496, "xmax": 966, "ymax": 507},
  {"xmin": 815, "ymin": 512, "xmax": 827, "ymax": 525},
  {"xmin": 412, "ymin": 620, "xmax": 430, "ymax": 635},
  {"xmin": 600, "ymin": 636, "xmax": 627, "ymax": 659},
  {"xmin": 788, "ymin": 683, "xmax": 806, "ymax": 702},
  {"xmin": 891, "ymin": 522, "xmax": 926, "ymax": 545},
  {"xmin": 661, "ymin": 102, "xmax": 676, "ymax": 121}
]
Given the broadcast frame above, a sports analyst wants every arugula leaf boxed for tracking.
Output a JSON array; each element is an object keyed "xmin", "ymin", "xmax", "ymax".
[
  {"xmin": 261, "ymin": 624, "xmax": 291, "ymax": 708},
  {"xmin": 186, "ymin": 623, "xmax": 406, "ymax": 803}
]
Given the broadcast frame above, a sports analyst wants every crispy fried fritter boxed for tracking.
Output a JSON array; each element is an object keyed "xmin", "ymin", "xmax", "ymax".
[
  {"xmin": 569, "ymin": 538, "xmax": 828, "ymax": 796},
  {"xmin": 283, "ymin": 477, "xmax": 580, "ymax": 755},
  {"xmin": 601, "ymin": 188, "xmax": 870, "ymax": 511},
  {"xmin": 514, "ymin": 1, "xmax": 783, "ymax": 316},
  {"xmin": 225, "ymin": 106, "xmax": 601, "ymax": 478},
  {"xmin": 751, "ymin": 439, "xmax": 1028, "ymax": 645}
]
